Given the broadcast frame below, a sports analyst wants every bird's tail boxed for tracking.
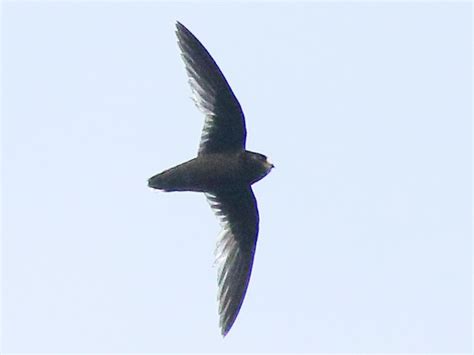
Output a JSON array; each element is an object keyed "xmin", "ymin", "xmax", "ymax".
[
  {"xmin": 148, "ymin": 169, "xmax": 182, "ymax": 192},
  {"xmin": 148, "ymin": 159, "xmax": 203, "ymax": 192}
]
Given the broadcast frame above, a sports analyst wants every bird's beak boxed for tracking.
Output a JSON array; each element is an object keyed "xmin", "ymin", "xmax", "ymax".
[{"xmin": 265, "ymin": 158, "xmax": 275, "ymax": 170}]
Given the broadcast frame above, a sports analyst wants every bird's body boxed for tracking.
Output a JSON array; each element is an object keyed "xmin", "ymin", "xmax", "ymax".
[
  {"xmin": 149, "ymin": 151, "xmax": 272, "ymax": 192},
  {"xmin": 148, "ymin": 22, "xmax": 273, "ymax": 336}
]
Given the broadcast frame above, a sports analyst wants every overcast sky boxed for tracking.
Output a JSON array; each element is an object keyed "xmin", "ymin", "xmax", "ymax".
[{"xmin": 2, "ymin": 1, "xmax": 471, "ymax": 353}]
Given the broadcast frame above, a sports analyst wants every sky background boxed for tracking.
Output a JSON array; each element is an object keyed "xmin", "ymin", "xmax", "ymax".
[{"xmin": 1, "ymin": 1, "xmax": 472, "ymax": 353}]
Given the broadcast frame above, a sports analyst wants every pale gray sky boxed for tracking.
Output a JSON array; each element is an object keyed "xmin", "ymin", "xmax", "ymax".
[{"xmin": 2, "ymin": 1, "xmax": 471, "ymax": 353}]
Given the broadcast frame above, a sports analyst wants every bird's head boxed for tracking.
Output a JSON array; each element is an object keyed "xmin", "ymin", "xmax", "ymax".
[{"xmin": 244, "ymin": 151, "xmax": 274, "ymax": 184}]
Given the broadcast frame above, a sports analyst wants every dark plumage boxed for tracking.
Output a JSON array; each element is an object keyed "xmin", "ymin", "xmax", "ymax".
[{"xmin": 148, "ymin": 21, "xmax": 273, "ymax": 336}]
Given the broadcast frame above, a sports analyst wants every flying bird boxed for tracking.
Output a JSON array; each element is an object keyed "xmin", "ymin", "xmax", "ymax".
[{"xmin": 148, "ymin": 21, "xmax": 273, "ymax": 336}]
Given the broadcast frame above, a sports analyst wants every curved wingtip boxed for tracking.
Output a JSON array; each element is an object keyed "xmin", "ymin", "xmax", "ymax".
[{"xmin": 175, "ymin": 21, "xmax": 190, "ymax": 37}]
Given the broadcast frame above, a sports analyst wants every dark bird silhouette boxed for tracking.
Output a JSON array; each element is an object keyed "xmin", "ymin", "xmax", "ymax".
[{"xmin": 148, "ymin": 21, "xmax": 273, "ymax": 336}]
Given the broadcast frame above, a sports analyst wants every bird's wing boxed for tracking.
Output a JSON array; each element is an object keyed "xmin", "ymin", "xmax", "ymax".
[
  {"xmin": 176, "ymin": 22, "xmax": 247, "ymax": 155},
  {"xmin": 205, "ymin": 187, "xmax": 259, "ymax": 336}
]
